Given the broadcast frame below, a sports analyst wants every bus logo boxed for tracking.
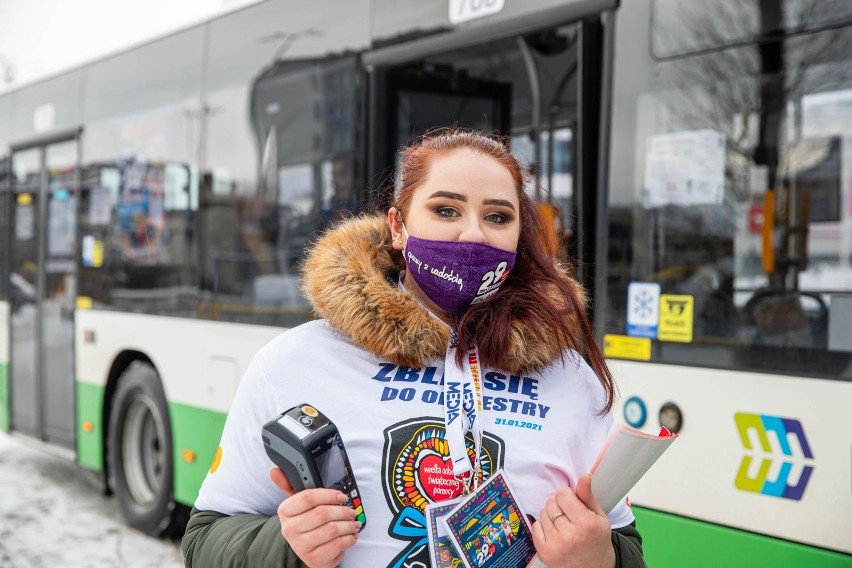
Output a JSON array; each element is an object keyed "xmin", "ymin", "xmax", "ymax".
[{"xmin": 734, "ymin": 413, "xmax": 814, "ymax": 500}]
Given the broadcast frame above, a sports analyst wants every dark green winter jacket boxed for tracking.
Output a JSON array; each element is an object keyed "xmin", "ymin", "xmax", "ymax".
[{"xmin": 181, "ymin": 507, "xmax": 646, "ymax": 567}]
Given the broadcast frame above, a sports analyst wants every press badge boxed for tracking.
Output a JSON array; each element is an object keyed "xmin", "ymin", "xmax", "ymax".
[
  {"xmin": 425, "ymin": 497, "xmax": 464, "ymax": 568},
  {"xmin": 441, "ymin": 470, "xmax": 536, "ymax": 568}
]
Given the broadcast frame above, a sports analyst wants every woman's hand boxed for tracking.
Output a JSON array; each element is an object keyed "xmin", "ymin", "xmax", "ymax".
[
  {"xmin": 528, "ymin": 473, "xmax": 615, "ymax": 568},
  {"xmin": 269, "ymin": 467, "xmax": 361, "ymax": 568}
]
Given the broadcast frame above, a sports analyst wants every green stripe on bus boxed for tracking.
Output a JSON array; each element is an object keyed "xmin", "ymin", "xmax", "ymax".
[
  {"xmin": 633, "ymin": 506, "xmax": 850, "ymax": 567},
  {"xmin": 169, "ymin": 402, "xmax": 227, "ymax": 507},
  {"xmin": 76, "ymin": 382, "xmax": 105, "ymax": 471},
  {"xmin": 0, "ymin": 363, "xmax": 9, "ymax": 433}
]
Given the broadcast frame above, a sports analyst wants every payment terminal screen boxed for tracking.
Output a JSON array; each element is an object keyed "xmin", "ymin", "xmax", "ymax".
[{"xmin": 316, "ymin": 433, "xmax": 348, "ymax": 489}]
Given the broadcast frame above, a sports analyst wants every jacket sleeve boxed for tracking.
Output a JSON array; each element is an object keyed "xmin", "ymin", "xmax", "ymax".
[
  {"xmin": 182, "ymin": 507, "xmax": 303, "ymax": 568},
  {"xmin": 611, "ymin": 522, "xmax": 646, "ymax": 568}
]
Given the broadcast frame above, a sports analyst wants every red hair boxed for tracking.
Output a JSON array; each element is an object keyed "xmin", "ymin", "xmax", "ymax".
[{"xmin": 391, "ymin": 128, "xmax": 614, "ymax": 412}]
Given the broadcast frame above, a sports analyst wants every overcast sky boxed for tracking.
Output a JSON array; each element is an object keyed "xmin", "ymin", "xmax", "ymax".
[{"xmin": 0, "ymin": 0, "xmax": 261, "ymax": 94}]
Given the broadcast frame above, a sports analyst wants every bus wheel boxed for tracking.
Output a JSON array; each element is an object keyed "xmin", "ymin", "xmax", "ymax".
[{"xmin": 108, "ymin": 362, "xmax": 179, "ymax": 536}]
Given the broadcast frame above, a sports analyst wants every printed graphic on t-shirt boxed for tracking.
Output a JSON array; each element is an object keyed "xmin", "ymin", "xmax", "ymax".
[
  {"xmin": 371, "ymin": 364, "xmax": 552, "ymax": 422},
  {"xmin": 381, "ymin": 417, "xmax": 505, "ymax": 568}
]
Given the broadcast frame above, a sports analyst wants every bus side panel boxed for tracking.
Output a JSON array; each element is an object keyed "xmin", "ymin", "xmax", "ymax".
[
  {"xmin": 76, "ymin": 309, "xmax": 283, "ymax": 503},
  {"xmin": 76, "ymin": 381, "xmax": 105, "ymax": 470},
  {"xmin": 633, "ymin": 507, "xmax": 852, "ymax": 568},
  {"xmin": 169, "ymin": 402, "xmax": 227, "ymax": 506},
  {"xmin": 0, "ymin": 301, "xmax": 8, "ymax": 432},
  {"xmin": 609, "ymin": 360, "xmax": 851, "ymax": 556}
]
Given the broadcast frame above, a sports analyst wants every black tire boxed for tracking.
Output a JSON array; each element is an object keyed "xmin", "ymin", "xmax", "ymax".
[{"xmin": 107, "ymin": 361, "xmax": 180, "ymax": 536}]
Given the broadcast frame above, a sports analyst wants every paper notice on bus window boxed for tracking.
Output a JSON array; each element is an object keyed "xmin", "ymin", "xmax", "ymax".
[
  {"xmin": 16, "ymin": 202, "xmax": 34, "ymax": 240},
  {"xmin": 48, "ymin": 195, "xmax": 77, "ymax": 256},
  {"xmin": 88, "ymin": 186, "xmax": 112, "ymax": 225},
  {"xmin": 643, "ymin": 129, "xmax": 726, "ymax": 208}
]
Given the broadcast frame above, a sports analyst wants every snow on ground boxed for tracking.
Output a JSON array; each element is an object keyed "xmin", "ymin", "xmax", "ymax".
[{"xmin": 0, "ymin": 431, "xmax": 184, "ymax": 568}]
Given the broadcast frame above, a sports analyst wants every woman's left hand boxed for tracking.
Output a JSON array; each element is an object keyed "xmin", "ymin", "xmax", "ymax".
[{"xmin": 528, "ymin": 473, "xmax": 615, "ymax": 568}]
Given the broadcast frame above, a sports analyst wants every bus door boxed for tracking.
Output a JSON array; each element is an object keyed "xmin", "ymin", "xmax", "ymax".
[
  {"xmin": 367, "ymin": 61, "xmax": 512, "ymax": 195},
  {"xmin": 364, "ymin": 18, "xmax": 604, "ymax": 290},
  {"xmin": 9, "ymin": 133, "xmax": 79, "ymax": 450}
]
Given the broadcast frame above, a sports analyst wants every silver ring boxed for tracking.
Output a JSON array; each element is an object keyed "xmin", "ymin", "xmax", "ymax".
[{"xmin": 549, "ymin": 511, "xmax": 565, "ymax": 522}]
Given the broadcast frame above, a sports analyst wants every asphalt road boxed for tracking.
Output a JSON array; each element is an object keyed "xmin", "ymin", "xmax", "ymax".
[{"xmin": 0, "ymin": 431, "xmax": 184, "ymax": 568}]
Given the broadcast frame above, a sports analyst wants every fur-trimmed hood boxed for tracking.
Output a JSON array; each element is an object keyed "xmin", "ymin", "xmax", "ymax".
[{"xmin": 301, "ymin": 215, "xmax": 581, "ymax": 373}]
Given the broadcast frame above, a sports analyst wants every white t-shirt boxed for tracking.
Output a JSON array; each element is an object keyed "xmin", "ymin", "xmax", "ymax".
[{"xmin": 195, "ymin": 320, "xmax": 634, "ymax": 567}]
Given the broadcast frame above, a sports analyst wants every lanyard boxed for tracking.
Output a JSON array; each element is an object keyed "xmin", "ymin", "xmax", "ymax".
[
  {"xmin": 443, "ymin": 333, "xmax": 484, "ymax": 494},
  {"xmin": 397, "ymin": 272, "xmax": 484, "ymax": 493}
]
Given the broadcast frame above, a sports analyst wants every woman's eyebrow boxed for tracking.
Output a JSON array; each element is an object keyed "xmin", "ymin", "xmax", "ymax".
[
  {"xmin": 428, "ymin": 191, "xmax": 516, "ymax": 211},
  {"xmin": 484, "ymin": 198, "xmax": 516, "ymax": 211},
  {"xmin": 428, "ymin": 190, "xmax": 466, "ymax": 201}
]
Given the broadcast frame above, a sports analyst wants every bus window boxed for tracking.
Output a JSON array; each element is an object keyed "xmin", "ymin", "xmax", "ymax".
[
  {"xmin": 607, "ymin": 2, "xmax": 852, "ymax": 375},
  {"xmin": 201, "ymin": 20, "xmax": 365, "ymax": 326},
  {"xmin": 79, "ymin": 27, "xmax": 204, "ymax": 316},
  {"xmin": 652, "ymin": 0, "xmax": 852, "ymax": 60}
]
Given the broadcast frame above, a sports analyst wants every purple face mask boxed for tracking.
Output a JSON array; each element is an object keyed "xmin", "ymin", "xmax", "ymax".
[{"xmin": 402, "ymin": 227, "xmax": 517, "ymax": 315}]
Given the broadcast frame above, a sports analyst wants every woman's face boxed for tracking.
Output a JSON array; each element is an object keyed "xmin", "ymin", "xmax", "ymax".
[{"xmin": 388, "ymin": 148, "xmax": 521, "ymax": 252}]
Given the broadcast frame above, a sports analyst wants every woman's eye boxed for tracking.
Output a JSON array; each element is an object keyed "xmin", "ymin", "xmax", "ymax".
[
  {"xmin": 437, "ymin": 207, "xmax": 459, "ymax": 218},
  {"xmin": 485, "ymin": 212, "xmax": 508, "ymax": 224}
]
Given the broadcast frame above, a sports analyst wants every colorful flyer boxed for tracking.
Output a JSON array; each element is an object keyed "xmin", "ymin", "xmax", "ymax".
[
  {"xmin": 426, "ymin": 497, "xmax": 464, "ymax": 568},
  {"xmin": 441, "ymin": 470, "xmax": 536, "ymax": 568}
]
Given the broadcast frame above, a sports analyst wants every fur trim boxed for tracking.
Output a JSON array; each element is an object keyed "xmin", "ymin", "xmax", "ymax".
[{"xmin": 301, "ymin": 215, "xmax": 578, "ymax": 373}]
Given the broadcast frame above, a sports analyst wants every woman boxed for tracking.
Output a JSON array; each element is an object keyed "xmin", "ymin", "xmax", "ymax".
[{"xmin": 182, "ymin": 129, "xmax": 646, "ymax": 568}]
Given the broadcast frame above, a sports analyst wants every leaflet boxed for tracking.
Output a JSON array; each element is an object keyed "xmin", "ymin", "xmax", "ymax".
[
  {"xmin": 425, "ymin": 498, "xmax": 464, "ymax": 567},
  {"xmin": 441, "ymin": 471, "xmax": 536, "ymax": 568},
  {"xmin": 590, "ymin": 423, "xmax": 678, "ymax": 514},
  {"xmin": 527, "ymin": 423, "xmax": 678, "ymax": 567}
]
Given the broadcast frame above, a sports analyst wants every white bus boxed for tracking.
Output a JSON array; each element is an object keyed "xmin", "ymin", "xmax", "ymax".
[{"xmin": 0, "ymin": 0, "xmax": 849, "ymax": 565}]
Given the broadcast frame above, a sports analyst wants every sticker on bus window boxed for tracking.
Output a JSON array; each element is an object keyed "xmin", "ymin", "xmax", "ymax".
[
  {"xmin": 658, "ymin": 294, "xmax": 694, "ymax": 343},
  {"xmin": 626, "ymin": 282, "xmax": 660, "ymax": 339},
  {"xmin": 603, "ymin": 335, "xmax": 651, "ymax": 362}
]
